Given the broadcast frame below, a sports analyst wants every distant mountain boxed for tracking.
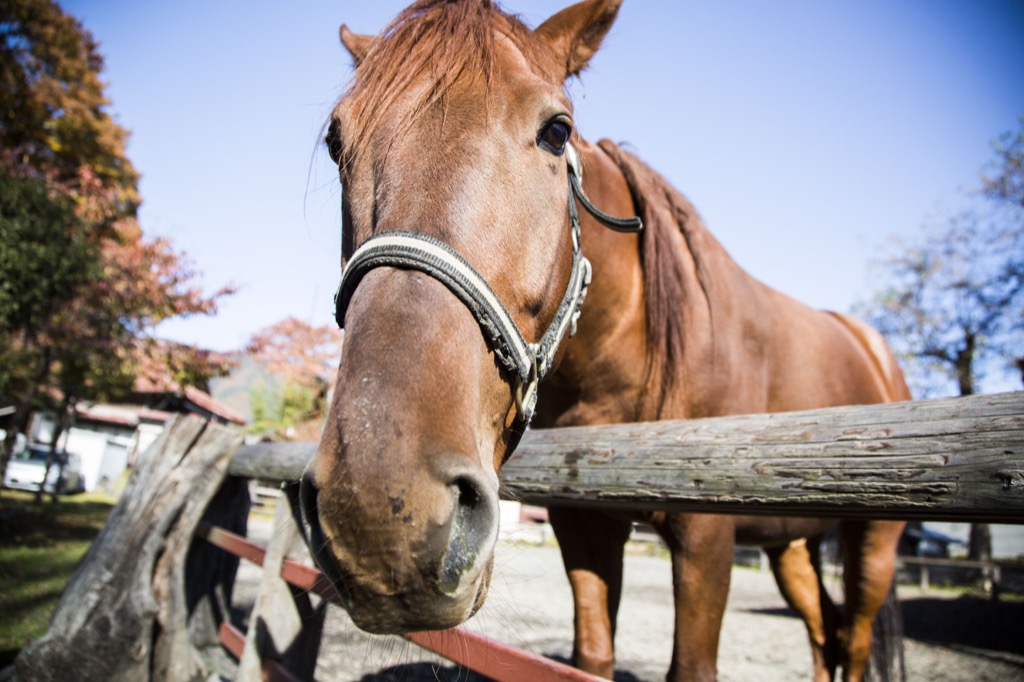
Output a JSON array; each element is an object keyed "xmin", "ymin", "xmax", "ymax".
[{"xmin": 209, "ymin": 354, "xmax": 283, "ymax": 423}]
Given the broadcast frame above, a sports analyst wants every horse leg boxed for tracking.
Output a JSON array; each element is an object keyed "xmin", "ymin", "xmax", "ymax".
[
  {"xmin": 838, "ymin": 520, "xmax": 905, "ymax": 681},
  {"xmin": 655, "ymin": 513, "xmax": 734, "ymax": 682},
  {"xmin": 549, "ymin": 507, "xmax": 632, "ymax": 679},
  {"xmin": 765, "ymin": 537, "xmax": 839, "ymax": 682}
]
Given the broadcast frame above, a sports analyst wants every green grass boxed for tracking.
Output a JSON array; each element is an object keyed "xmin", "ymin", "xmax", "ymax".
[{"xmin": 0, "ymin": 489, "xmax": 115, "ymax": 668}]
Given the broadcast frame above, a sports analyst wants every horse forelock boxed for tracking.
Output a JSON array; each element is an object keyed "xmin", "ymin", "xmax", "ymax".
[{"xmin": 340, "ymin": 0, "xmax": 550, "ymax": 167}]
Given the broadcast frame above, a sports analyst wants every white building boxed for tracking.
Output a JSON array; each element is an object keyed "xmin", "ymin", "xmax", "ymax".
[{"xmin": 30, "ymin": 386, "xmax": 245, "ymax": 493}]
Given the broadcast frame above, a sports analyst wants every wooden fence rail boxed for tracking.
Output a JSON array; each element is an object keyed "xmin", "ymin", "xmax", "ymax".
[
  {"xmin": 8, "ymin": 391, "xmax": 1023, "ymax": 682},
  {"xmin": 231, "ymin": 391, "xmax": 1024, "ymax": 523}
]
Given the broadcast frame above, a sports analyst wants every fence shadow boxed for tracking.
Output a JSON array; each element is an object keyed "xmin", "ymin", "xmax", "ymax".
[
  {"xmin": 900, "ymin": 595, "xmax": 1024, "ymax": 661},
  {"xmin": 358, "ymin": 662, "xmax": 490, "ymax": 681},
  {"xmin": 746, "ymin": 594, "xmax": 1024, "ymax": 663}
]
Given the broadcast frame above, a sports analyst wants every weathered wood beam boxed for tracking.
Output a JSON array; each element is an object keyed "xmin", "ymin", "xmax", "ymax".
[
  {"xmin": 229, "ymin": 392, "xmax": 1024, "ymax": 523},
  {"xmin": 503, "ymin": 392, "xmax": 1023, "ymax": 523},
  {"xmin": 12, "ymin": 415, "xmax": 245, "ymax": 682},
  {"xmin": 230, "ymin": 440, "xmax": 314, "ymax": 482}
]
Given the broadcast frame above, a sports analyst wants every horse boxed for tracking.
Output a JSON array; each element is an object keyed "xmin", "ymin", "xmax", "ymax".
[{"xmin": 298, "ymin": 1, "xmax": 910, "ymax": 680}]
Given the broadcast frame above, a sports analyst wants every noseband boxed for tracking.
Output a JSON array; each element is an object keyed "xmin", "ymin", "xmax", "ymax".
[{"xmin": 333, "ymin": 143, "xmax": 642, "ymax": 427}]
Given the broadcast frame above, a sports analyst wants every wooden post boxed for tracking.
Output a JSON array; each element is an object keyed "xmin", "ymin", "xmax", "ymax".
[
  {"xmin": 178, "ymin": 475, "xmax": 252, "ymax": 674},
  {"xmin": 236, "ymin": 488, "xmax": 326, "ymax": 682},
  {"xmin": 10, "ymin": 415, "xmax": 243, "ymax": 682}
]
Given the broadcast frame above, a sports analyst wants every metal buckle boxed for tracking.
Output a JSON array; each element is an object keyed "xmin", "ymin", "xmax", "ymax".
[
  {"xmin": 570, "ymin": 257, "xmax": 593, "ymax": 338},
  {"xmin": 514, "ymin": 354, "xmax": 540, "ymax": 423}
]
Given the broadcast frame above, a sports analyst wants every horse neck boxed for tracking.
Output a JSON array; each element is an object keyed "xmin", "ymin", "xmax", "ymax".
[
  {"xmin": 566, "ymin": 140, "xmax": 767, "ymax": 422},
  {"xmin": 531, "ymin": 139, "xmax": 646, "ymax": 426},
  {"xmin": 537, "ymin": 139, "xmax": 723, "ymax": 425}
]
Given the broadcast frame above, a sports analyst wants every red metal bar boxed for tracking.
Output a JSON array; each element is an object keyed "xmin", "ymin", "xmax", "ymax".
[
  {"xmin": 218, "ymin": 622, "xmax": 246, "ymax": 659},
  {"xmin": 279, "ymin": 558, "xmax": 346, "ymax": 604},
  {"xmin": 404, "ymin": 629, "xmax": 600, "ymax": 682},
  {"xmin": 201, "ymin": 523, "xmax": 597, "ymax": 681},
  {"xmin": 196, "ymin": 522, "xmax": 267, "ymax": 567},
  {"xmin": 277, "ymin": 559, "xmax": 595, "ymax": 680}
]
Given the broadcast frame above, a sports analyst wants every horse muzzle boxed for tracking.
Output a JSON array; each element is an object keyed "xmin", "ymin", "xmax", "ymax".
[{"xmin": 297, "ymin": 456, "xmax": 499, "ymax": 633}]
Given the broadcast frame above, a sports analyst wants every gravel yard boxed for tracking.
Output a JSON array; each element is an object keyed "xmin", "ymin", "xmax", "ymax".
[{"xmin": 233, "ymin": 520, "xmax": 1023, "ymax": 681}]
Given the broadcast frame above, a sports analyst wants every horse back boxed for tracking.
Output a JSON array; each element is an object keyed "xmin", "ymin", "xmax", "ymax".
[
  {"xmin": 737, "ymin": 285, "xmax": 911, "ymax": 415},
  {"xmin": 594, "ymin": 141, "xmax": 909, "ymax": 419},
  {"xmin": 824, "ymin": 311, "xmax": 912, "ymax": 403}
]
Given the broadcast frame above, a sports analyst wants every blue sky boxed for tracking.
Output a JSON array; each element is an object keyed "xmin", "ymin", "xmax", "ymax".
[{"xmin": 62, "ymin": 1, "xmax": 1024, "ymax": 369}]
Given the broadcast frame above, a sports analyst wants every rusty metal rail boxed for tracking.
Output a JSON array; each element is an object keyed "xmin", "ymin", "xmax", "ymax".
[{"xmin": 196, "ymin": 522, "xmax": 599, "ymax": 681}]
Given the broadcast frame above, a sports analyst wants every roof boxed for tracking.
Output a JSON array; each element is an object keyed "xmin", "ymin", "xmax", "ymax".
[
  {"xmin": 127, "ymin": 338, "xmax": 245, "ymax": 425},
  {"xmin": 182, "ymin": 385, "xmax": 246, "ymax": 425},
  {"xmin": 75, "ymin": 403, "xmax": 175, "ymax": 428},
  {"xmin": 75, "ymin": 404, "xmax": 141, "ymax": 427},
  {"xmin": 76, "ymin": 386, "xmax": 245, "ymax": 428}
]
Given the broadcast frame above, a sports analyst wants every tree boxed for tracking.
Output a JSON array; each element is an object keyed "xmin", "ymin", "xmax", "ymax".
[
  {"xmin": 860, "ymin": 214, "xmax": 1022, "ymax": 397},
  {"xmin": 0, "ymin": 168, "xmax": 97, "ymax": 397},
  {"xmin": 982, "ymin": 115, "xmax": 1024, "ymax": 209},
  {"xmin": 0, "ymin": 0, "xmax": 235, "ymax": 493},
  {"xmin": 245, "ymin": 318, "xmax": 344, "ymax": 438},
  {"xmin": 1, "ymin": 0, "xmax": 139, "ymax": 216},
  {"xmin": 857, "ymin": 118, "xmax": 1024, "ymax": 579},
  {"xmin": 982, "ymin": 115, "xmax": 1024, "ymax": 385},
  {"xmin": 133, "ymin": 338, "xmax": 236, "ymax": 396},
  {"xmin": 858, "ymin": 120, "xmax": 1024, "ymax": 398}
]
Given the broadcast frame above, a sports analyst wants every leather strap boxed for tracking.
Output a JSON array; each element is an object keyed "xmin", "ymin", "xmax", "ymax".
[{"xmin": 333, "ymin": 142, "xmax": 639, "ymax": 427}]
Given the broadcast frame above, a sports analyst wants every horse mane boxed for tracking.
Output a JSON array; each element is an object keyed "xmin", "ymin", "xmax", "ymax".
[
  {"xmin": 597, "ymin": 140, "xmax": 716, "ymax": 417},
  {"xmin": 343, "ymin": 0, "xmax": 547, "ymax": 164}
]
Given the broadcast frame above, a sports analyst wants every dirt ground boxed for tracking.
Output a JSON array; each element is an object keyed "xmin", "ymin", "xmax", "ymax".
[{"xmin": 233, "ymin": 520, "xmax": 1024, "ymax": 682}]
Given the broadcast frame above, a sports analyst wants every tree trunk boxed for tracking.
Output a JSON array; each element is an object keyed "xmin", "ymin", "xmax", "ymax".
[
  {"xmin": 8, "ymin": 415, "xmax": 244, "ymax": 682},
  {"xmin": 953, "ymin": 344, "xmax": 994, "ymax": 595},
  {"xmin": 152, "ymin": 474, "xmax": 251, "ymax": 680},
  {"xmin": 0, "ymin": 346, "xmax": 51, "ymax": 498},
  {"xmin": 34, "ymin": 399, "xmax": 71, "ymax": 505},
  {"xmin": 968, "ymin": 521, "xmax": 995, "ymax": 596},
  {"xmin": 954, "ymin": 333, "xmax": 976, "ymax": 398},
  {"xmin": 968, "ymin": 523, "xmax": 992, "ymax": 563}
]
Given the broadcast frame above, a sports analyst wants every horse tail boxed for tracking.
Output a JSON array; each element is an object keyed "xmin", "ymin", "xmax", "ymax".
[{"xmin": 867, "ymin": 580, "xmax": 905, "ymax": 682}]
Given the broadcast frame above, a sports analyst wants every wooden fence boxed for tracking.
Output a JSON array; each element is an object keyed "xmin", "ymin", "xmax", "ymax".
[
  {"xmin": 231, "ymin": 391, "xmax": 1024, "ymax": 522},
  {"xmin": 6, "ymin": 391, "xmax": 1023, "ymax": 681}
]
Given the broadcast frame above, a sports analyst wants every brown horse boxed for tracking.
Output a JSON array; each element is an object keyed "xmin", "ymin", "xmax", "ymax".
[{"xmin": 300, "ymin": 1, "xmax": 910, "ymax": 680}]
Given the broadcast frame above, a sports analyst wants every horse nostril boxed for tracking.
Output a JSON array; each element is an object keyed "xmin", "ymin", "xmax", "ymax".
[
  {"xmin": 454, "ymin": 475, "xmax": 482, "ymax": 510},
  {"xmin": 438, "ymin": 473, "xmax": 498, "ymax": 594}
]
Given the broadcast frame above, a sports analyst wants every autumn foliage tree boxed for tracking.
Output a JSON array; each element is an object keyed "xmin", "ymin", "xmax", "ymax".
[
  {"xmin": 245, "ymin": 318, "xmax": 344, "ymax": 438},
  {"xmin": 0, "ymin": 0, "xmax": 234, "ymax": 482}
]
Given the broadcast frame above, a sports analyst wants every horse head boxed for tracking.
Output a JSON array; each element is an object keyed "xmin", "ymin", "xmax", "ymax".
[{"xmin": 300, "ymin": 0, "xmax": 626, "ymax": 634}]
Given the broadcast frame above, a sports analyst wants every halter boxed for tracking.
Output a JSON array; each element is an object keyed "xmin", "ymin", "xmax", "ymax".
[{"xmin": 333, "ymin": 143, "xmax": 642, "ymax": 426}]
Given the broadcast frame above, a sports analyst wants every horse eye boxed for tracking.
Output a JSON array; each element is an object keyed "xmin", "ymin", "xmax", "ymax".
[
  {"xmin": 326, "ymin": 120, "xmax": 344, "ymax": 164},
  {"xmin": 538, "ymin": 120, "xmax": 571, "ymax": 156}
]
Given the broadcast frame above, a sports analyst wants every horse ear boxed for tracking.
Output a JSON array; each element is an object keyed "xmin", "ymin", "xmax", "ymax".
[
  {"xmin": 535, "ymin": 0, "xmax": 623, "ymax": 78},
  {"xmin": 340, "ymin": 24, "xmax": 374, "ymax": 65}
]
